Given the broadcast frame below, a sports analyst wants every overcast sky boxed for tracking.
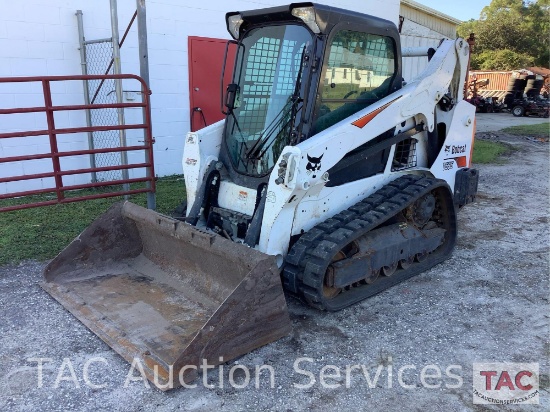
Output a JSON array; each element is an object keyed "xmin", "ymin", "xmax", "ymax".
[{"xmin": 415, "ymin": 0, "xmax": 493, "ymax": 21}]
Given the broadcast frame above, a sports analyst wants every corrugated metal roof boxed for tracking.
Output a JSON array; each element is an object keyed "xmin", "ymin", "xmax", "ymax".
[
  {"xmin": 526, "ymin": 67, "xmax": 550, "ymax": 77},
  {"xmin": 478, "ymin": 90, "xmax": 508, "ymax": 99},
  {"xmin": 400, "ymin": 0, "xmax": 462, "ymax": 25},
  {"xmin": 470, "ymin": 71, "xmax": 513, "ymax": 92}
]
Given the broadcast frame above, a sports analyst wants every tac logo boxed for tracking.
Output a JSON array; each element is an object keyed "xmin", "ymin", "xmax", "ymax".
[{"xmin": 473, "ymin": 363, "xmax": 539, "ymax": 405}]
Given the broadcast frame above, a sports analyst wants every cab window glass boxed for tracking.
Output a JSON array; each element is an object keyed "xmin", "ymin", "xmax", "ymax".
[{"xmin": 315, "ymin": 31, "xmax": 396, "ymax": 133}]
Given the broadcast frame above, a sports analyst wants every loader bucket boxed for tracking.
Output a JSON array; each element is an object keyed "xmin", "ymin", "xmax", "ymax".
[{"xmin": 42, "ymin": 202, "xmax": 291, "ymax": 389}]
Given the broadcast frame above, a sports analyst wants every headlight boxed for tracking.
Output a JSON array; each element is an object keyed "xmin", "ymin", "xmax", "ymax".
[
  {"xmin": 291, "ymin": 6, "xmax": 320, "ymax": 34},
  {"xmin": 227, "ymin": 13, "xmax": 244, "ymax": 39}
]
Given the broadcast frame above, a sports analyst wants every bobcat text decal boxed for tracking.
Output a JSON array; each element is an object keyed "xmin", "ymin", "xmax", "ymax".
[{"xmin": 451, "ymin": 144, "xmax": 467, "ymax": 154}]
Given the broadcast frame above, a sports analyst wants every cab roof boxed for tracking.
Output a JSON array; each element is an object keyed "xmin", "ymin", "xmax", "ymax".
[{"xmin": 226, "ymin": 2, "xmax": 397, "ymax": 39}]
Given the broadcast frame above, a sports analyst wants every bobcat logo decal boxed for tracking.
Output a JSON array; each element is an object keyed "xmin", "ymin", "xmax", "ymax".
[
  {"xmin": 444, "ymin": 145, "xmax": 451, "ymax": 154},
  {"xmin": 306, "ymin": 154, "xmax": 323, "ymax": 177}
]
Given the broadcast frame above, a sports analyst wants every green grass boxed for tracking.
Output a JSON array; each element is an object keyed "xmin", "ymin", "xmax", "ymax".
[
  {"xmin": 0, "ymin": 175, "xmax": 186, "ymax": 265},
  {"xmin": 472, "ymin": 140, "xmax": 514, "ymax": 164},
  {"xmin": 502, "ymin": 123, "xmax": 550, "ymax": 139}
]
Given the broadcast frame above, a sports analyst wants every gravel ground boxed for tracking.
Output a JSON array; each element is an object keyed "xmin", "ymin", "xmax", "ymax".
[
  {"xmin": 474, "ymin": 112, "xmax": 548, "ymax": 133},
  {"xmin": 0, "ymin": 133, "xmax": 548, "ymax": 411}
]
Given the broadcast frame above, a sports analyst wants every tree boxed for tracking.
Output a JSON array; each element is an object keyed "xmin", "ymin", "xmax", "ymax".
[
  {"xmin": 471, "ymin": 49, "xmax": 534, "ymax": 70},
  {"xmin": 457, "ymin": 0, "xmax": 550, "ymax": 70},
  {"xmin": 527, "ymin": 0, "xmax": 550, "ymax": 65}
]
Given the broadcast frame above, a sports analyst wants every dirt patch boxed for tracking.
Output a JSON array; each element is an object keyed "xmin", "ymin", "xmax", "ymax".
[
  {"xmin": 477, "ymin": 130, "xmax": 549, "ymax": 146},
  {"xmin": 474, "ymin": 192, "xmax": 503, "ymax": 202},
  {"xmin": 474, "ymin": 229, "xmax": 507, "ymax": 241}
]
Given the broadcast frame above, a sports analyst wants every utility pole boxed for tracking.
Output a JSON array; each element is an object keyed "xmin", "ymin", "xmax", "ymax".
[{"xmin": 136, "ymin": 0, "xmax": 156, "ymax": 210}]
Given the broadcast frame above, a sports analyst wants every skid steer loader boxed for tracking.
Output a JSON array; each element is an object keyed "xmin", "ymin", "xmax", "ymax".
[{"xmin": 43, "ymin": 3, "xmax": 479, "ymax": 389}]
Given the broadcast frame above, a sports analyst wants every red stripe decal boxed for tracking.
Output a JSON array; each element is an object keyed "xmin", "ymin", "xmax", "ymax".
[{"xmin": 351, "ymin": 96, "xmax": 403, "ymax": 128}]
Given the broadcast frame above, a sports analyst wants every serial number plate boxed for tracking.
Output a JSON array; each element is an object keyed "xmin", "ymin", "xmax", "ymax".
[{"xmin": 443, "ymin": 161, "xmax": 455, "ymax": 171}]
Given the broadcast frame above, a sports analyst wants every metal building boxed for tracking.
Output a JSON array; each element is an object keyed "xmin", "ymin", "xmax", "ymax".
[{"xmin": 400, "ymin": 0, "xmax": 461, "ymax": 82}]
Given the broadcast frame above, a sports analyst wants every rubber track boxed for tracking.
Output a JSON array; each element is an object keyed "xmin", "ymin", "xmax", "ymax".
[{"xmin": 283, "ymin": 174, "xmax": 457, "ymax": 311}]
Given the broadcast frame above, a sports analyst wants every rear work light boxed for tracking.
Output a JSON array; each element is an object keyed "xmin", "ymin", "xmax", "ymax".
[
  {"xmin": 227, "ymin": 13, "xmax": 244, "ymax": 39},
  {"xmin": 291, "ymin": 6, "xmax": 320, "ymax": 33}
]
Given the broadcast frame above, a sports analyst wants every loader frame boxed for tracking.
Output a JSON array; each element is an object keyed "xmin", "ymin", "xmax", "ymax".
[{"xmin": 184, "ymin": 36, "xmax": 475, "ymax": 259}]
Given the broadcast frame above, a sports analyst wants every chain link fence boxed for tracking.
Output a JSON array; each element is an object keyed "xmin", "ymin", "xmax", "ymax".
[{"xmin": 84, "ymin": 40, "xmax": 122, "ymax": 182}]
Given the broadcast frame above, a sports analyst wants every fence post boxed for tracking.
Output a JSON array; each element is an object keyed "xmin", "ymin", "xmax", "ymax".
[
  {"xmin": 109, "ymin": 0, "xmax": 130, "ymax": 195},
  {"xmin": 76, "ymin": 10, "xmax": 98, "ymax": 183},
  {"xmin": 42, "ymin": 80, "xmax": 64, "ymax": 202},
  {"xmin": 136, "ymin": 0, "xmax": 156, "ymax": 210}
]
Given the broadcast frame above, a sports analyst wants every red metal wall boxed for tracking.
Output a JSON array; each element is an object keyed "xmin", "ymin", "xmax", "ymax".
[{"xmin": 469, "ymin": 71, "xmax": 513, "ymax": 91}]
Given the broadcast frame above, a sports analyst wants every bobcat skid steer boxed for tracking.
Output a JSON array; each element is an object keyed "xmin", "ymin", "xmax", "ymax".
[{"xmin": 43, "ymin": 3, "xmax": 479, "ymax": 389}]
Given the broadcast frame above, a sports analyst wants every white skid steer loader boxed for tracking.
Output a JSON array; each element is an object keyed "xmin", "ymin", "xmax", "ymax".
[{"xmin": 43, "ymin": 3, "xmax": 479, "ymax": 389}]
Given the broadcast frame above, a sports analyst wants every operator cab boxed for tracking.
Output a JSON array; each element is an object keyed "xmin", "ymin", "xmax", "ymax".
[
  {"xmin": 196, "ymin": 3, "xmax": 403, "ymax": 243},
  {"xmin": 220, "ymin": 2, "xmax": 402, "ymax": 188}
]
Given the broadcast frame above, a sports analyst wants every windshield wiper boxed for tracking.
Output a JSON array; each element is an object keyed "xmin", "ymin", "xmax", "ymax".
[
  {"xmin": 246, "ymin": 97, "xmax": 299, "ymax": 160},
  {"xmin": 256, "ymin": 101, "xmax": 302, "ymax": 159},
  {"xmin": 246, "ymin": 45, "xmax": 308, "ymax": 160}
]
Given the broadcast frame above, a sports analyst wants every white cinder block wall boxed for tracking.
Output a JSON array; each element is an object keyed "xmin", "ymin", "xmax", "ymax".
[{"xmin": 0, "ymin": 0, "xmax": 399, "ymax": 195}]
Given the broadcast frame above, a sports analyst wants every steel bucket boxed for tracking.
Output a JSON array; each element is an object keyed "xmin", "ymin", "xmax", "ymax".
[{"xmin": 42, "ymin": 202, "xmax": 291, "ymax": 389}]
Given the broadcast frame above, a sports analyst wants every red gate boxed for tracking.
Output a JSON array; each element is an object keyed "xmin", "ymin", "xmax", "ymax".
[{"xmin": 0, "ymin": 74, "xmax": 155, "ymax": 212}]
